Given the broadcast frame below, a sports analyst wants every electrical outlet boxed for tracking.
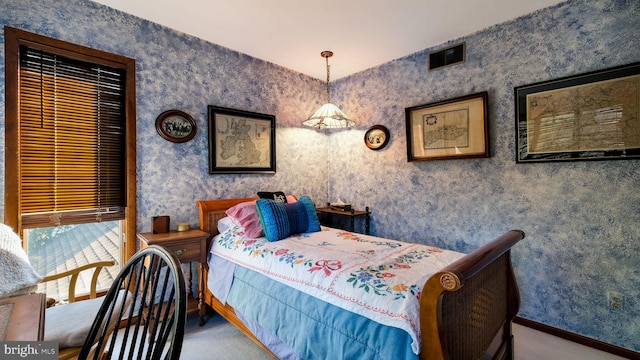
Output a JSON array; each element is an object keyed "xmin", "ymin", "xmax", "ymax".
[{"xmin": 608, "ymin": 291, "xmax": 624, "ymax": 310}]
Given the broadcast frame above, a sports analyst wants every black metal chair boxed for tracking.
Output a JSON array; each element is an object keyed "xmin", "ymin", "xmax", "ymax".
[{"xmin": 78, "ymin": 245, "xmax": 187, "ymax": 360}]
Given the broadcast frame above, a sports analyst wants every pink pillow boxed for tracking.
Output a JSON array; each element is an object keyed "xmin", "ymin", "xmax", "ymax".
[
  {"xmin": 225, "ymin": 196, "xmax": 298, "ymax": 239},
  {"xmin": 225, "ymin": 201, "xmax": 264, "ymax": 238},
  {"xmin": 286, "ymin": 195, "xmax": 297, "ymax": 203}
]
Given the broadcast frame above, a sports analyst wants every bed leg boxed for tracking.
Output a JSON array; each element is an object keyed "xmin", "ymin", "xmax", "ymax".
[{"xmin": 506, "ymin": 334, "xmax": 515, "ymax": 360}]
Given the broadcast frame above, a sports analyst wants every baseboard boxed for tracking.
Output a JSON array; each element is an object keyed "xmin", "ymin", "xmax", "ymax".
[{"xmin": 514, "ymin": 316, "xmax": 639, "ymax": 360}]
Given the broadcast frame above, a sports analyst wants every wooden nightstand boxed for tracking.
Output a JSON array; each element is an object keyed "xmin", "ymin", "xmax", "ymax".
[
  {"xmin": 137, "ymin": 229, "xmax": 210, "ymax": 325},
  {"xmin": 316, "ymin": 206, "xmax": 371, "ymax": 235}
]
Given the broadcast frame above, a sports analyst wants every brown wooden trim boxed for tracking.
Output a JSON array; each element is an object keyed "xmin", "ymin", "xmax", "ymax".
[
  {"xmin": 5, "ymin": 27, "xmax": 131, "ymax": 68},
  {"xmin": 514, "ymin": 316, "xmax": 640, "ymax": 360},
  {"xmin": 124, "ymin": 54, "xmax": 137, "ymax": 261},
  {"xmin": 4, "ymin": 26, "xmax": 21, "ymax": 232}
]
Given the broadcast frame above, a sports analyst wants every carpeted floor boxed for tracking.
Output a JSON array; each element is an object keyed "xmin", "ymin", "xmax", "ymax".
[
  {"xmin": 181, "ymin": 311, "xmax": 272, "ymax": 360},
  {"xmin": 180, "ymin": 312, "xmax": 628, "ymax": 360}
]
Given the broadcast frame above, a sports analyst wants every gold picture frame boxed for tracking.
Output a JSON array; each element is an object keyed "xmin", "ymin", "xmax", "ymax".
[{"xmin": 405, "ymin": 92, "xmax": 488, "ymax": 161}]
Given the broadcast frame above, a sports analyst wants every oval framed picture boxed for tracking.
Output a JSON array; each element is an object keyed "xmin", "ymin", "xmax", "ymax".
[
  {"xmin": 364, "ymin": 125, "xmax": 390, "ymax": 150},
  {"xmin": 155, "ymin": 110, "xmax": 197, "ymax": 143}
]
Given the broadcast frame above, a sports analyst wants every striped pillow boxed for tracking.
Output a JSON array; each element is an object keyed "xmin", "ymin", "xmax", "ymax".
[{"xmin": 256, "ymin": 196, "xmax": 320, "ymax": 241}]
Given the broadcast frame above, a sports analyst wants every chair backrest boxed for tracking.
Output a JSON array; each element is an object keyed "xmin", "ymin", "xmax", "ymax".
[{"xmin": 78, "ymin": 245, "xmax": 187, "ymax": 360}]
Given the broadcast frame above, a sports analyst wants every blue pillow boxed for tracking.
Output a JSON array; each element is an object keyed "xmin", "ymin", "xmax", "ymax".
[{"xmin": 256, "ymin": 196, "xmax": 321, "ymax": 241}]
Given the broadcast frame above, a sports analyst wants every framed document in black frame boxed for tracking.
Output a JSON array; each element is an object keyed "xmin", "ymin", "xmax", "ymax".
[
  {"xmin": 515, "ymin": 62, "xmax": 640, "ymax": 163},
  {"xmin": 207, "ymin": 106, "xmax": 276, "ymax": 174}
]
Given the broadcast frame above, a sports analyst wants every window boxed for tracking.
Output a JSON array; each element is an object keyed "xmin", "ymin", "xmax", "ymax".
[{"xmin": 4, "ymin": 27, "xmax": 137, "ymax": 300}]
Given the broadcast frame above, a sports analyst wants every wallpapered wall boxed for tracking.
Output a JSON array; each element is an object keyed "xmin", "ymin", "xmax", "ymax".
[
  {"xmin": 1, "ymin": 0, "xmax": 638, "ymax": 353},
  {"xmin": 328, "ymin": 0, "xmax": 640, "ymax": 352}
]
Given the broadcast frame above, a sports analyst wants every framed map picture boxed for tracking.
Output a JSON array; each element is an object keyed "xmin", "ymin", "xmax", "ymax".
[
  {"xmin": 515, "ymin": 62, "xmax": 640, "ymax": 163},
  {"xmin": 405, "ymin": 92, "xmax": 488, "ymax": 161},
  {"xmin": 207, "ymin": 106, "xmax": 276, "ymax": 174}
]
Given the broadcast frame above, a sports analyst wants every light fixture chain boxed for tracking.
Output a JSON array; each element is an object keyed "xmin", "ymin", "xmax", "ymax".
[{"xmin": 325, "ymin": 55, "xmax": 331, "ymax": 103}]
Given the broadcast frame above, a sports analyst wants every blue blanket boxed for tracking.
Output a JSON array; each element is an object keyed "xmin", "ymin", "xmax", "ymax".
[{"xmin": 227, "ymin": 265, "xmax": 417, "ymax": 360}]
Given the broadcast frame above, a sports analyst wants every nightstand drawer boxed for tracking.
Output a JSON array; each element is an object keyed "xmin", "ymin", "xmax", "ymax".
[
  {"xmin": 136, "ymin": 229, "xmax": 209, "ymax": 264},
  {"xmin": 158, "ymin": 239, "xmax": 201, "ymax": 262}
]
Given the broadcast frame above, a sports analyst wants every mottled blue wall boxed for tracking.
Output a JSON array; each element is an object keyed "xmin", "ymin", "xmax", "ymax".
[
  {"xmin": 1, "ymin": 0, "xmax": 638, "ymax": 353},
  {"xmin": 330, "ymin": 0, "xmax": 640, "ymax": 352}
]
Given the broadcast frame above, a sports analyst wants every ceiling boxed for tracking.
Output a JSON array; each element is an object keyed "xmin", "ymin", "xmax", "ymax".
[{"xmin": 91, "ymin": 0, "xmax": 565, "ymax": 80}]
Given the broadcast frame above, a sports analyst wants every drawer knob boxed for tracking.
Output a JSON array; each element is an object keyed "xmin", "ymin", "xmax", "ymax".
[{"xmin": 174, "ymin": 249, "xmax": 186, "ymax": 256}]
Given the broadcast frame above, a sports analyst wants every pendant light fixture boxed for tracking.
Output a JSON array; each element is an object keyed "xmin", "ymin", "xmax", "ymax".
[{"xmin": 303, "ymin": 51, "xmax": 355, "ymax": 129}]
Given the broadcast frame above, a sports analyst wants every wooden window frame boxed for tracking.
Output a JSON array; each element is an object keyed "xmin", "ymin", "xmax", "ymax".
[{"xmin": 4, "ymin": 26, "xmax": 137, "ymax": 260}]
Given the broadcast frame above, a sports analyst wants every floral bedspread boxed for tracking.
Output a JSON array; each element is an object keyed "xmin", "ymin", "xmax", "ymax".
[{"xmin": 211, "ymin": 225, "xmax": 465, "ymax": 354}]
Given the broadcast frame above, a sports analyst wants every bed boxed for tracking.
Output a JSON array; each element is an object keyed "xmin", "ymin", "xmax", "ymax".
[{"xmin": 197, "ymin": 197, "xmax": 525, "ymax": 360}]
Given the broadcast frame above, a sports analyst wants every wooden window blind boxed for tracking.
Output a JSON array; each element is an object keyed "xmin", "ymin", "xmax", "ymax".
[{"xmin": 18, "ymin": 45, "xmax": 126, "ymax": 228}]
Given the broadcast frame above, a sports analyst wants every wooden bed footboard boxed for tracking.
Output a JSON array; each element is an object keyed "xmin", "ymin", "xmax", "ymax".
[
  {"xmin": 420, "ymin": 230, "xmax": 525, "ymax": 360},
  {"xmin": 197, "ymin": 198, "xmax": 524, "ymax": 360}
]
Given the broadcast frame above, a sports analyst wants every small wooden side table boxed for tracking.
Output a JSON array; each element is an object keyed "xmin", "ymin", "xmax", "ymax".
[
  {"xmin": 137, "ymin": 229, "xmax": 210, "ymax": 325},
  {"xmin": 316, "ymin": 206, "xmax": 371, "ymax": 235},
  {"xmin": 0, "ymin": 293, "xmax": 45, "ymax": 341}
]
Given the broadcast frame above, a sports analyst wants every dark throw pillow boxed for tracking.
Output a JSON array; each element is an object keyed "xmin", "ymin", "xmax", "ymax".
[{"xmin": 257, "ymin": 191, "xmax": 288, "ymax": 203}]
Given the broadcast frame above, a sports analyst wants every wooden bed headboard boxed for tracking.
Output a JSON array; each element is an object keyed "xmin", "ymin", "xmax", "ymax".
[{"xmin": 197, "ymin": 197, "xmax": 258, "ymax": 237}]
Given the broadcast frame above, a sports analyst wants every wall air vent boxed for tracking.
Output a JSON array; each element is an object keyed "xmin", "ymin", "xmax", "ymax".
[{"xmin": 428, "ymin": 42, "xmax": 465, "ymax": 71}]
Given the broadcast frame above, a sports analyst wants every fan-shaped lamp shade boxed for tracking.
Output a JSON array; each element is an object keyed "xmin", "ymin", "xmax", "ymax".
[{"xmin": 303, "ymin": 103, "xmax": 355, "ymax": 129}]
